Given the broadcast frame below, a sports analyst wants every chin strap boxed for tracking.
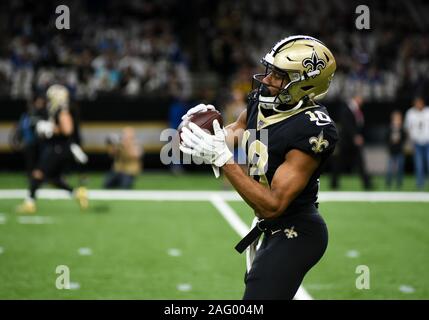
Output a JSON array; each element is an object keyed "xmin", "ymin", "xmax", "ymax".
[
  {"xmin": 259, "ymin": 98, "xmax": 306, "ymax": 113},
  {"xmin": 273, "ymin": 98, "xmax": 305, "ymax": 113}
]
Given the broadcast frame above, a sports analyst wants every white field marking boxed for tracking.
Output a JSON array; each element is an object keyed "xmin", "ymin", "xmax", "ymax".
[
  {"xmin": 69, "ymin": 282, "xmax": 80, "ymax": 290},
  {"xmin": 209, "ymin": 195, "xmax": 249, "ymax": 237},
  {"xmin": 209, "ymin": 195, "xmax": 313, "ymax": 301},
  {"xmin": 318, "ymin": 192, "xmax": 429, "ymax": 202},
  {"xmin": 0, "ymin": 246, "xmax": 3, "ymax": 254},
  {"xmin": 0, "ymin": 213, "xmax": 7, "ymax": 224},
  {"xmin": 78, "ymin": 248, "xmax": 92, "ymax": 256},
  {"xmin": 346, "ymin": 250, "xmax": 360, "ymax": 258},
  {"xmin": 167, "ymin": 248, "xmax": 182, "ymax": 257},
  {"xmin": 399, "ymin": 285, "xmax": 415, "ymax": 294},
  {"xmin": 17, "ymin": 216, "xmax": 54, "ymax": 224},
  {"xmin": 177, "ymin": 283, "xmax": 192, "ymax": 292},
  {"xmin": 295, "ymin": 286, "xmax": 314, "ymax": 300},
  {"xmin": 0, "ymin": 190, "xmax": 240, "ymax": 201},
  {"xmin": 2, "ymin": 190, "xmax": 429, "ymax": 202}
]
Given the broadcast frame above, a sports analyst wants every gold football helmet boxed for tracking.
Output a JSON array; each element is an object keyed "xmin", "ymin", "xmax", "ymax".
[
  {"xmin": 46, "ymin": 84, "xmax": 70, "ymax": 116},
  {"xmin": 252, "ymin": 35, "xmax": 336, "ymax": 112}
]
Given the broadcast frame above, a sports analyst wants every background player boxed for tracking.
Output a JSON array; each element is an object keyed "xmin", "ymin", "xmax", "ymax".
[{"xmin": 16, "ymin": 84, "xmax": 88, "ymax": 214}]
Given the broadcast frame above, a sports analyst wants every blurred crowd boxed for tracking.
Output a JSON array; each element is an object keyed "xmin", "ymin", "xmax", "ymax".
[
  {"xmin": 0, "ymin": 0, "xmax": 428, "ymax": 103},
  {"xmin": 199, "ymin": 0, "xmax": 429, "ymax": 103},
  {"xmin": 0, "ymin": 0, "xmax": 192, "ymax": 100}
]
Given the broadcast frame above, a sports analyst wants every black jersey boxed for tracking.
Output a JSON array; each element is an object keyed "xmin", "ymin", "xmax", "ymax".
[
  {"xmin": 244, "ymin": 101, "xmax": 338, "ymax": 214},
  {"xmin": 46, "ymin": 109, "xmax": 72, "ymax": 146}
]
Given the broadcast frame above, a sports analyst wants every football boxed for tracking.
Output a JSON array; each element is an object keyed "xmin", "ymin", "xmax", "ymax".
[{"xmin": 177, "ymin": 110, "xmax": 223, "ymax": 143}]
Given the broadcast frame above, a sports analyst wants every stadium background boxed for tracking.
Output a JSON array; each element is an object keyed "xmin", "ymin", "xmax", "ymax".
[{"xmin": 0, "ymin": 0, "xmax": 428, "ymax": 300}]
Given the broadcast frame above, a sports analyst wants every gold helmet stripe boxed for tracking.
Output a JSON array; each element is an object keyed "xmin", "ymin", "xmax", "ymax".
[{"xmin": 270, "ymin": 35, "xmax": 326, "ymax": 56}]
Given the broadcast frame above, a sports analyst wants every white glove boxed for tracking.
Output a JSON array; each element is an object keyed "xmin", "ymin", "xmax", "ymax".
[
  {"xmin": 180, "ymin": 104, "xmax": 223, "ymax": 178},
  {"xmin": 70, "ymin": 143, "xmax": 88, "ymax": 164},
  {"xmin": 36, "ymin": 120, "xmax": 54, "ymax": 138},
  {"xmin": 210, "ymin": 164, "xmax": 220, "ymax": 178},
  {"xmin": 181, "ymin": 104, "xmax": 216, "ymax": 121},
  {"xmin": 180, "ymin": 119, "xmax": 233, "ymax": 170}
]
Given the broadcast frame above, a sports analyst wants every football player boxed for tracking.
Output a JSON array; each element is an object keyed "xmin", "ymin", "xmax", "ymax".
[
  {"xmin": 16, "ymin": 84, "xmax": 88, "ymax": 214},
  {"xmin": 180, "ymin": 35, "xmax": 338, "ymax": 299}
]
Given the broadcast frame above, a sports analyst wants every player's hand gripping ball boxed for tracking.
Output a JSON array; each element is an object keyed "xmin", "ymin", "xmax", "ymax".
[{"xmin": 176, "ymin": 104, "xmax": 223, "ymax": 145}]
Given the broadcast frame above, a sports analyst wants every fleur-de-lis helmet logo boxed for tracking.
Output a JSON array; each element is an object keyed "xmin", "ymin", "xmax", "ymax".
[{"xmin": 302, "ymin": 50, "xmax": 326, "ymax": 78}]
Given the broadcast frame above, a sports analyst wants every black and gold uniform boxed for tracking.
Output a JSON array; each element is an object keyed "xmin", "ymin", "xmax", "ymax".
[
  {"xmin": 17, "ymin": 84, "xmax": 88, "ymax": 214},
  {"xmin": 37, "ymin": 109, "xmax": 73, "ymax": 179},
  {"xmin": 28, "ymin": 107, "xmax": 79, "ymax": 202},
  {"xmin": 240, "ymin": 100, "xmax": 338, "ymax": 299}
]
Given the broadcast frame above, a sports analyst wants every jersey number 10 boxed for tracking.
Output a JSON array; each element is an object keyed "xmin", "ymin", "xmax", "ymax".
[{"xmin": 305, "ymin": 110, "xmax": 332, "ymax": 126}]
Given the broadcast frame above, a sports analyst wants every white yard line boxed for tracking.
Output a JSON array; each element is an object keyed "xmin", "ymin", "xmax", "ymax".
[
  {"xmin": 17, "ymin": 216, "xmax": 54, "ymax": 224},
  {"xmin": 318, "ymin": 192, "xmax": 429, "ymax": 202},
  {"xmin": 2, "ymin": 189, "xmax": 429, "ymax": 202},
  {"xmin": 209, "ymin": 194, "xmax": 249, "ymax": 238},
  {"xmin": 0, "ymin": 189, "xmax": 240, "ymax": 201}
]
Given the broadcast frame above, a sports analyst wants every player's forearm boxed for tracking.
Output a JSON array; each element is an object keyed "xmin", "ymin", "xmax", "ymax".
[
  {"xmin": 58, "ymin": 112, "xmax": 73, "ymax": 136},
  {"xmin": 56, "ymin": 125, "xmax": 73, "ymax": 136},
  {"xmin": 222, "ymin": 162, "xmax": 284, "ymax": 219}
]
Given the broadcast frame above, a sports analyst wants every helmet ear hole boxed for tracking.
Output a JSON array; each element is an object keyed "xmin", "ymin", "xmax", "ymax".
[
  {"xmin": 323, "ymin": 52, "xmax": 330, "ymax": 62},
  {"xmin": 301, "ymin": 85, "xmax": 314, "ymax": 91}
]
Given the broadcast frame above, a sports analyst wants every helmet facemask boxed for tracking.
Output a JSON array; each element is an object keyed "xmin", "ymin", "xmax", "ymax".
[{"xmin": 251, "ymin": 60, "xmax": 304, "ymax": 113}]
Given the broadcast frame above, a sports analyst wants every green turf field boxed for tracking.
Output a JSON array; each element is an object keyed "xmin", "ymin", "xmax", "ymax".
[
  {"xmin": 231, "ymin": 201, "xmax": 429, "ymax": 300},
  {"xmin": 0, "ymin": 199, "xmax": 244, "ymax": 299},
  {"xmin": 0, "ymin": 172, "xmax": 428, "ymax": 299}
]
